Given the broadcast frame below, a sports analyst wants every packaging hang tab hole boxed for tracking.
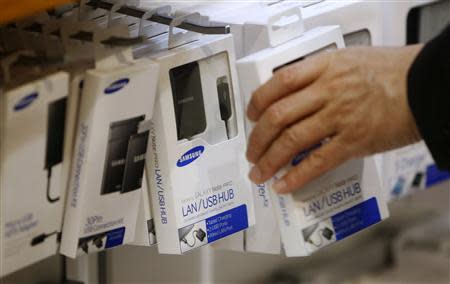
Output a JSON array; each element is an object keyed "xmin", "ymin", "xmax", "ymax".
[
  {"xmin": 141, "ymin": 34, "xmax": 255, "ymax": 254},
  {"xmin": 243, "ymin": 5, "xmax": 304, "ymax": 55},
  {"xmin": 201, "ymin": 2, "xmax": 304, "ymax": 59},
  {"xmin": 1, "ymin": 71, "xmax": 73, "ymax": 276},
  {"xmin": 60, "ymin": 25, "xmax": 160, "ymax": 258},
  {"xmin": 238, "ymin": 25, "xmax": 388, "ymax": 256}
]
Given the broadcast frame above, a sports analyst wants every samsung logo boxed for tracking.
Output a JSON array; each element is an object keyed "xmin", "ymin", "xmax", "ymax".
[
  {"xmin": 14, "ymin": 92, "xmax": 38, "ymax": 111},
  {"xmin": 177, "ymin": 146, "xmax": 205, "ymax": 167},
  {"xmin": 104, "ymin": 78, "xmax": 129, "ymax": 94}
]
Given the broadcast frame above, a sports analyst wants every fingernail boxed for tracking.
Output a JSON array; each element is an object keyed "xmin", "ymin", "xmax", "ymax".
[
  {"xmin": 273, "ymin": 180, "xmax": 287, "ymax": 193},
  {"xmin": 249, "ymin": 166, "xmax": 262, "ymax": 183}
]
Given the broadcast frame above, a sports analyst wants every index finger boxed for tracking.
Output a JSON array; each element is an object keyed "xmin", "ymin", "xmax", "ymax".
[{"xmin": 247, "ymin": 53, "xmax": 330, "ymax": 121}]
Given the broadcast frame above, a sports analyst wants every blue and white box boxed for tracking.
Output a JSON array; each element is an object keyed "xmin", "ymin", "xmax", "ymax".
[
  {"xmin": 1, "ymin": 72, "xmax": 74, "ymax": 276},
  {"xmin": 237, "ymin": 26, "xmax": 346, "ymax": 255},
  {"xmin": 60, "ymin": 56, "xmax": 159, "ymax": 258},
  {"xmin": 272, "ymin": 156, "xmax": 389, "ymax": 256},
  {"xmin": 378, "ymin": 142, "xmax": 429, "ymax": 202},
  {"xmin": 237, "ymin": 24, "xmax": 388, "ymax": 256},
  {"xmin": 143, "ymin": 34, "xmax": 255, "ymax": 254}
]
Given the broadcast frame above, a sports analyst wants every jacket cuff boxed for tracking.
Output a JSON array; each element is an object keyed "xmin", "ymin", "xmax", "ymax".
[{"xmin": 407, "ymin": 25, "xmax": 450, "ymax": 170}]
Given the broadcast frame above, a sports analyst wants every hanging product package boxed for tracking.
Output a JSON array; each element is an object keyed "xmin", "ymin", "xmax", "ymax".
[
  {"xmin": 273, "ymin": 157, "xmax": 389, "ymax": 256},
  {"xmin": 0, "ymin": 60, "xmax": 75, "ymax": 275},
  {"xmin": 130, "ymin": 121, "xmax": 157, "ymax": 247},
  {"xmin": 238, "ymin": 25, "xmax": 389, "ymax": 257},
  {"xmin": 378, "ymin": 141, "xmax": 450, "ymax": 202},
  {"xmin": 377, "ymin": 142, "xmax": 429, "ymax": 202},
  {"xmin": 60, "ymin": 24, "xmax": 159, "ymax": 258},
  {"xmin": 136, "ymin": 30, "xmax": 255, "ymax": 254},
  {"xmin": 235, "ymin": 6, "xmax": 307, "ymax": 255}
]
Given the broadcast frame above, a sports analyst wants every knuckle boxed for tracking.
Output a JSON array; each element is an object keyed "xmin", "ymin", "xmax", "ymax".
[
  {"xmin": 281, "ymin": 127, "xmax": 299, "ymax": 149},
  {"xmin": 284, "ymin": 172, "xmax": 301, "ymax": 190},
  {"xmin": 276, "ymin": 68, "xmax": 297, "ymax": 90},
  {"xmin": 325, "ymin": 79, "xmax": 343, "ymax": 95},
  {"xmin": 259, "ymin": 156, "xmax": 276, "ymax": 176},
  {"xmin": 266, "ymin": 105, "xmax": 285, "ymax": 128}
]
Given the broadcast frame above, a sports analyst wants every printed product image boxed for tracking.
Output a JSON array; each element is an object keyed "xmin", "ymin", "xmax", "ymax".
[
  {"xmin": 169, "ymin": 61, "xmax": 207, "ymax": 141},
  {"xmin": 45, "ymin": 97, "xmax": 68, "ymax": 203},
  {"xmin": 302, "ymin": 221, "xmax": 336, "ymax": 250},
  {"xmin": 101, "ymin": 115, "xmax": 145, "ymax": 195},
  {"xmin": 122, "ymin": 131, "xmax": 150, "ymax": 193},
  {"xmin": 77, "ymin": 227, "xmax": 125, "ymax": 254},
  {"xmin": 380, "ymin": 142, "xmax": 429, "ymax": 201},
  {"xmin": 178, "ymin": 223, "xmax": 208, "ymax": 253}
]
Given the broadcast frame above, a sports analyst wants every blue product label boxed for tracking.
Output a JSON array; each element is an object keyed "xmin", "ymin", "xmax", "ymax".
[
  {"xmin": 205, "ymin": 205, "xmax": 248, "ymax": 243},
  {"xmin": 105, "ymin": 227, "xmax": 126, "ymax": 248},
  {"xmin": 104, "ymin": 78, "xmax": 129, "ymax": 94},
  {"xmin": 426, "ymin": 164, "xmax": 450, "ymax": 187},
  {"xmin": 14, "ymin": 92, "xmax": 38, "ymax": 111},
  {"xmin": 331, "ymin": 198, "xmax": 381, "ymax": 241}
]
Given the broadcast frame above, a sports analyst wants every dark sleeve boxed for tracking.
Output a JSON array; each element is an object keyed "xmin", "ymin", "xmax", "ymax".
[{"xmin": 407, "ymin": 24, "xmax": 450, "ymax": 171}]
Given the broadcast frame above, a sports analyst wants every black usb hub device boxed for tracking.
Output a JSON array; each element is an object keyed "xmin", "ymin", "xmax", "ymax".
[
  {"xmin": 121, "ymin": 131, "xmax": 149, "ymax": 193},
  {"xmin": 45, "ymin": 97, "xmax": 68, "ymax": 203},
  {"xmin": 321, "ymin": 227, "xmax": 334, "ymax": 240},
  {"xmin": 101, "ymin": 115, "xmax": 145, "ymax": 195},
  {"xmin": 169, "ymin": 61, "xmax": 207, "ymax": 141},
  {"xmin": 195, "ymin": 228, "xmax": 206, "ymax": 242},
  {"xmin": 217, "ymin": 76, "xmax": 234, "ymax": 139}
]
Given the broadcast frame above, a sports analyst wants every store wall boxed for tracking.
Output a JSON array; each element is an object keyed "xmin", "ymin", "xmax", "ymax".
[{"xmin": 2, "ymin": 255, "xmax": 62, "ymax": 284}]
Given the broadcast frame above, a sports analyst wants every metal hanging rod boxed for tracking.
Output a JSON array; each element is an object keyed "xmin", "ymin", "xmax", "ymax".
[
  {"xmin": 10, "ymin": 21, "xmax": 144, "ymax": 46},
  {"xmin": 85, "ymin": 0, "xmax": 231, "ymax": 35}
]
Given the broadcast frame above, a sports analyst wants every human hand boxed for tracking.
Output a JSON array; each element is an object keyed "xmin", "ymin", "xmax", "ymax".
[{"xmin": 246, "ymin": 46, "xmax": 423, "ymax": 194}]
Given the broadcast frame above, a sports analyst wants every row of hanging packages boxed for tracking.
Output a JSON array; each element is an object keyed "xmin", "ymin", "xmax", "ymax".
[{"xmin": 2, "ymin": 0, "xmax": 448, "ymax": 277}]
